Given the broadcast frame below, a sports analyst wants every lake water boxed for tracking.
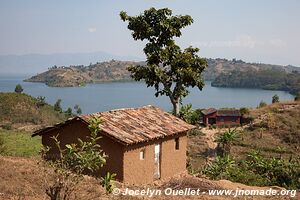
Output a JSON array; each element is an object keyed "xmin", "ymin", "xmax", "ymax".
[{"xmin": 0, "ymin": 76, "xmax": 294, "ymax": 114}]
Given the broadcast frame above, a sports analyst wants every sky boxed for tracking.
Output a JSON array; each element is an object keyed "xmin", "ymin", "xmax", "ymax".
[{"xmin": 0, "ymin": 0, "xmax": 300, "ymax": 66}]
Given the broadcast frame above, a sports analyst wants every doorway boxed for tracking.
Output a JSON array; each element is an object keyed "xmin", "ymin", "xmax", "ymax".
[
  {"xmin": 154, "ymin": 143, "xmax": 161, "ymax": 179},
  {"xmin": 208, "ymin": 117, "xmax": 216, "ymax": 125}
]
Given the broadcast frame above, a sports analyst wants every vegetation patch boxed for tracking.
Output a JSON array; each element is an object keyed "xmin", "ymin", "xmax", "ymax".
[
  {"xmin": 0, "ymin": 92, "xmax": 67, "ymax": 128},
  {"xmin": 212, "ymin": 69, "xmax": 300, "ymax": 95},
  {"xmin": 0, "ymin": 129, "xmax": 41, "ymax": 157}
]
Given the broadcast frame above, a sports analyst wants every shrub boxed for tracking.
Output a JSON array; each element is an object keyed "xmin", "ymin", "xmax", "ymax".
[
  {"xmin": 65, "ymin": 107, "xmax": 73, "ymax": 118},
  {"xmin": 203, "ymin": 150, "xmax": 300, "ymax": 189},
  {"xmin": 202, "ymin": 155, "xmax": 236, "ymax": 179},
  {"xmin": 179, "ymin": 104, "xmax": 200, "ymax": 125},
  {"xmin": 74, "ymin": 104, "xmax": 82, "ymax": 115},
  {"xmin": 258, "ymin": 101, "xmax": 267, "ymax": 108},
  {"xmin": 188, "ymin": 129, "xmax": 203, "ymax": 137},
  {"xmin": 36, "ymin": 96, "xmax": 46, "ymax": 107},
  {"xmin": 101, "ymin": 172, "xmax": 116, "ymax": 193},
  {"xmin": 240, "ymin": 107, "xmax": 250, "ymax": 116},
  {"xmin": 272, "ymin": 94, "xmax": 280, "ymax": 103},
  {"xmin": 41, "ymin": 116, "xmax": 107, "ymax": 199},
  {"xmin": 215, "ymin": 128, "xmax": 240, "ymax": 156},
  {"xmin": 54, "ymin": 99, "xmax": 62, "ymax": 112},
  {"xmin": 14, "ymin": 84, "xmax": 23, "ymax": 94}
]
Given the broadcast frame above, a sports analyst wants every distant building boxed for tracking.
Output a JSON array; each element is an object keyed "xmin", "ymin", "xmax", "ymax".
[
  {"xmin": 32, "ymin": 105, "xmax": 194, "ymax": 184},
  {"xmin": 201, "ymin": 108, "xmax": 241, "ymax": 126}
]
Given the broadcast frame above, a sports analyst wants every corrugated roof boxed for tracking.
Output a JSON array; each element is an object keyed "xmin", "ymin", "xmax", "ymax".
[
  {"xmin": 217, "ymin": 109, "xmax": 241, "ymax": 117},
  {"xmin": 201, "ymin": 108, "xmax": 241, "ymax": 117},
  {"xmin": 33, "ymin": 105, "xmax": 195, "ymax": 145},
  {"xmin": 201, "ymin": 108, "xmax": 217, "ymax": 115}
]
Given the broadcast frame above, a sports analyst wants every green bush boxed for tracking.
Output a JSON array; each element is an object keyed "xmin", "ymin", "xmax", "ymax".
[
  {"xmin": 36, "ymin": 96, "xmax": 46, "ymax": 107},
  {"xmin": 65, "ymin": 107, "xmax": 73, "ymax": 117},
  {"xmin": 14, "ymin": 84, "xmax": 23, "ymax": 93},
  {"xmin": 54, "ymin": 99, "xmax": 62, "ymax": 112},
  {"xmin": 258, "ymin": 101, "xmax": 267, "ymax": 108},
  {"xmin": 202, "ymin": 155, "xmax": 235, "ymax": 179},
  {"xmin": 101, "ymin": 172, "xmax": 116, "ymax": 193},
  {"xmin": 42, "ymin": 116, "xmax": 108, "ymax": 199},
  {"xmin": 202, "ymin": 151, "xmax": 300, "ymax": 189},
  {"xmin": 179, "ymin": 104, "xmax": 201, "ymax": 125},
  {"xmin": 74, "ymin": 104, "xmax": 82, "ymax": 115},
  {"xmin": 272, "ymin": 94, "xmax": 280, "ymax": 103},
  {"xmin": 215, "ymin": 128, "xmax": 240, "ymax": 156},
  {"xmin": 188, "ymin": 129, "xmax": 203, "ymax": 137},
  {"xmin": 240, "ymin": 107, "xmax": 250, "ymax": 116}
]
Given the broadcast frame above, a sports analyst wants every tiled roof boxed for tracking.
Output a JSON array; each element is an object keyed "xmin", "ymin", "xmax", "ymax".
[{"xmin": 33, "ymin": 105, "xmax": 195, "ymax": 145}]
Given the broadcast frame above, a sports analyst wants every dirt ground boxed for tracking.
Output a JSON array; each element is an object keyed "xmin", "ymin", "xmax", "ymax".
[{"xmin": 0, "ymin": 156, "xmax": 297, "ymax": 200}]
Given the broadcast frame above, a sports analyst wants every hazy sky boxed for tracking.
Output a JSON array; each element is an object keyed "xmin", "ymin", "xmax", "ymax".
[{"xmin": 1, "ymin": 0, "xmax": 300, "ymax": 66}]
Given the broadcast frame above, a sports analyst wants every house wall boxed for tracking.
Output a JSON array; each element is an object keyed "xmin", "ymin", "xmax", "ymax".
[
  {"xmin": 123, "ymin": 132, "xmax": 187, "ymax": 185},
  {"xmin": 160, "ymin": 132, "xmax": 187, "ymax": 179},
  {"xmin": 40, "ymin": 119, "xmax": 188, "ymax": 184},
  {"xmin": 203, "ymin": 113, "xmax": 241, "ymax": 126},
  {"xmin": 216, "ymin": 116, "xmax": 241, "ymax": 126},
  {"xmin": 202, "ymin": 112, "xmax": 217, "ymax": 126},
  {"xmin": 41, "ymin": 119, "xmax": 124, "ymax": 181}
]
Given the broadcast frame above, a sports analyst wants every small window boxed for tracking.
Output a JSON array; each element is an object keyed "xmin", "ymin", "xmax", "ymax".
[
  {"xmin": 220, "ymin": 118, "xmax": 224, "ymax": 122},
  {"xmin": 175, "ymin": 138, "xmax": 179, "ymax": 150},
  {"xmin": 139, "ymin": 149, "xmax": 145, "ymax": 160},
  {"xmin": 231, "ymin": 117, "xmax": 236, "ymax": 122}
]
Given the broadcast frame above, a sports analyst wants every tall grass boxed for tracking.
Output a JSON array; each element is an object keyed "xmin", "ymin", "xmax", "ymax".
[{"xmin": 0, "ymin": 129, "xmax": 41, "ymax": 157}]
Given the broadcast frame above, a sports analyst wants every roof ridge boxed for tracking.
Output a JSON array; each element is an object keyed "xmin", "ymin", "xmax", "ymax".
[
  {"xmin": 80, "ymin": 105, "xmax": 157, "ymax": 117},
  {"xmin": 107, "ymin": 105, "xmax": 155, "ymax": 113}
]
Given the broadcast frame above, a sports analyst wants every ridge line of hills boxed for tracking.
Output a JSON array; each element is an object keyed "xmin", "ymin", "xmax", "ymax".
[{"xmin": 24, "ymin": 58, "xmax": 300, "ymax": 87}]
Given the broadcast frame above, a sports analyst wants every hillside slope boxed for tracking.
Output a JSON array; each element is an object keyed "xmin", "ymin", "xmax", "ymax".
[
  {"xmin": 25, "ymin": 58, "xmax": 300, "ymax": 87},
  {"xmin": 211, "ymin": 69, "xmax": 300, "ymax": 95},
  {"xmin": 0, "ymin": 92, "xmax": 67, "ymax": 130},
  {"xmin": 25, "ymin": 60, "xmax": 144, "ymax": 87},
  {"xmin": 0, "ymin": 156, "xmax": 292, "ymax": 199}
]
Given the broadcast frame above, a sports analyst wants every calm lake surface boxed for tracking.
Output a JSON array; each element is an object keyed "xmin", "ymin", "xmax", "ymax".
[{"xmin": 0, "ymin": 76, "xmax": 294, "ymax": 114}]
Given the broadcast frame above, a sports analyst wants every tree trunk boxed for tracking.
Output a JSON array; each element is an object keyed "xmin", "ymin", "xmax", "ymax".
[{"xmin": 171, "ymin": 99, "xmax": 180, "ymax": 116}]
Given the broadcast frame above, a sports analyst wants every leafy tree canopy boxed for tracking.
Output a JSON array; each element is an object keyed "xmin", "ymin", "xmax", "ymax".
[{"xmin": 120, "ymin": 8, "xmax": 207, "ymax": 115}]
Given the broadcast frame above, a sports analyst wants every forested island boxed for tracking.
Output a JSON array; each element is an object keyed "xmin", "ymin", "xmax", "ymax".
[{"xmin": 211, "ymin": 69, "xmax": 300, "ymax": 95}]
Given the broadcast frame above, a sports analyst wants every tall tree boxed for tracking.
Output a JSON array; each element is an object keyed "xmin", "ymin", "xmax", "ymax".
[{"xmin": 120, "ymin": 8, "xmax": 207, "ymax": 115}]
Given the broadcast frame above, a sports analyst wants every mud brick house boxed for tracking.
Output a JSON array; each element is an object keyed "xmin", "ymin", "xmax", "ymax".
[
  {"xmin": 201, "ymin": 108, "xmax": 241, "ymax": 126},
  {"xmin": 32, "ymin": 105, "xmax": 195, "ymax": 184}
]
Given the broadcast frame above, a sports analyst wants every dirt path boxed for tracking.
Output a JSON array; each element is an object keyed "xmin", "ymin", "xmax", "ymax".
[{"xmin": 201, "ymin": 128, "xmax": 219, "ymax": 162}]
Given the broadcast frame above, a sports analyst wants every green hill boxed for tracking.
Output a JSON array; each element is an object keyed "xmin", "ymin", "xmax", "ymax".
[
  {"xmin": 211, "ymin": 69, "xmax": 300, "ymax": 95},
  {"xmin": 24, "ymin": 58, "xmax": 300, "ymax": 87},
  {"xmin": 0, "ymin": 92, "xmax": 68, "ymax": 130}
]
